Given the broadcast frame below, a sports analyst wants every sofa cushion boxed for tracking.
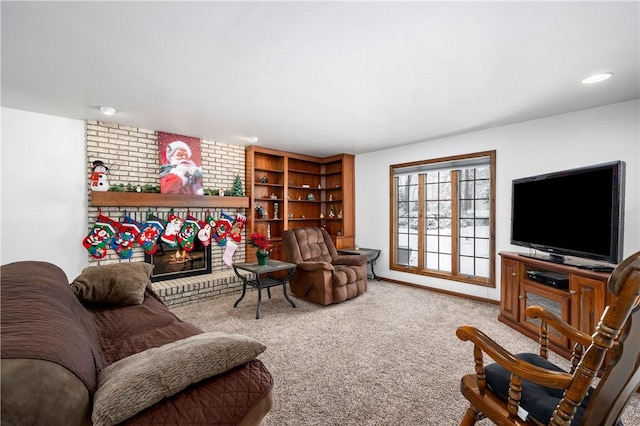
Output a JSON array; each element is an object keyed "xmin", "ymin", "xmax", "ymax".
[
  {"xmin": 485, "ymin": 352, "xmax": 594, "ymax": 426},
  {"xmin": 71, "ymin": 262, "xmax": 153, "ymax": 306},
  {"xmin": 91, "ymin": 332, "xmax": 267, "ymax": 426},
  {"xmin": 120, "ymin": 360, "xmax": 274, "ymax": 426},
  {"xmin": 90, "ymin": 288, "xmax": 203, "ymax": 364}
]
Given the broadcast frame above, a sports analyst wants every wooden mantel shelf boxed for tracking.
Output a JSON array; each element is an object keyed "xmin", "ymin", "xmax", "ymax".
[{"xmin": 91, "ymin": 191, "xmax": 249, "ymax": 208}]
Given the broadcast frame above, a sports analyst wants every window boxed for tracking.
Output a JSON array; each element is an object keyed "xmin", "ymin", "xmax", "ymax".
[{"xmin": 390, "ymin": 151, "xmax": 495, "ymax": 287}]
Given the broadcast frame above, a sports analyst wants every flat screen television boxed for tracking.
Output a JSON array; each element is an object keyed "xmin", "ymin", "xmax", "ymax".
[{"xmin": 510, "ymin": 161, "xmax": 625, "ymax": 266}]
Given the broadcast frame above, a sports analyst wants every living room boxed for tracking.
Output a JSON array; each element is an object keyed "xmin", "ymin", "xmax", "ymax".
[{"xmin": 2, "ymin": 1, "xmax": 640, "ymax": 425}]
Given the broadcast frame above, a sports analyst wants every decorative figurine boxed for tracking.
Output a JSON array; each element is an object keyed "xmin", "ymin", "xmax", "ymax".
[
  {"xmin": 90, "ymin": 160, "xmax": 110, "ymax": 191},
  {"xmin": 274, "ymin": 203, "xmax": 279, "ymax": 219},
  {"xmin": 307, "ymin": 193, "xmax": 315, "ymax": 201},
  {"xmin": 338, "ymin": 209, "xmax": 343, "ymax": 219},
  {"xmin": 256, "ymin": 205, "xmax": 265, "ymax": 219},
  {"xmin": 260, "ymin": 176, "xmax": 269, "ymax": 183},
  {"xmin": 329, "ymin": 204, "xmax": 336, "ymax": 218}
]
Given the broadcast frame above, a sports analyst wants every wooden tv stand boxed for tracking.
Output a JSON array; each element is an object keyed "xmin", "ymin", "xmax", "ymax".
[{"xmin": 499, "ymin": 251, "xmax": 613, "ymax": 359}]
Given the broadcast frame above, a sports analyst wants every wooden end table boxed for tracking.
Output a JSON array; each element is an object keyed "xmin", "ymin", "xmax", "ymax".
[
  {"xmin": 232, "ymin": 260, "xmax": 296, "ymax": 319},
  {"xmin": 338, "ymin": 247, "xmax": 381, "ymax": 280}
]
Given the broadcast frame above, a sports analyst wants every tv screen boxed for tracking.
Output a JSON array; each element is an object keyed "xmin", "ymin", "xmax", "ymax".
[{"xmin": 510, "ymin": 161, "xmax": 625, "ymax": 265}]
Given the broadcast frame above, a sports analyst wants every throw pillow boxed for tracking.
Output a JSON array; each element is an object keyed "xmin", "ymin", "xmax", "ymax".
[
  {"xmin": 91, "ymin": 332, "xmax": 267, "ymax": 426},
  {"xmin": 70, "ymin": 262, "xmax": 153, "ymax": 306}
]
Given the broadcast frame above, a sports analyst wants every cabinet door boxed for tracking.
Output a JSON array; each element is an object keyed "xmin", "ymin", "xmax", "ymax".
[
  {"xmin": 500, "ymin": 258, "xmax": 520, "ymax": 322},
  {"xmin": 570, "ymin": 275, "xmax": 606, "ymax": 335},
  {"xmin": 520, "ymin": 282, "xmax": 571, "ymax": 350}
]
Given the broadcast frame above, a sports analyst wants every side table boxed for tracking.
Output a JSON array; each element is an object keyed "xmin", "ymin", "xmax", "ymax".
[
  {"xmin": 232, "ymin": 260, "xmax": 297, "ymax": 319},
  {"xmin": 338, "ymin": 248, "xmax": 381, "ymax": 280}
]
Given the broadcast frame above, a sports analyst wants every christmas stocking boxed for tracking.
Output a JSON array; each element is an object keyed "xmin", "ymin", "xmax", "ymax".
[
  {"xmin": 110, "ymin": 213, "xmax": 142, "ymax": 259},
  {"xmin": 161, "ymin": 212, "xmax": 184, "ymax": 248},
  {"xmin": 137, "ymin": 212, "xmax": 166, "ymax": 255},
  {"xmin": 178, "ymin": 214, "xmax": 200, "ymax": 251},
  {"xmin": 229, "ymin": 213, "xmax": 246, "ymax": 243},
  {"xmin": 197, "ymin": 211, "xmax": 216, "ymax": 246},
  {"xmin": 223, "ymin": 240, "xmax": 238, "ymax": 266},
  {"xmin": 213, "ymin": 212, "xmax": 234, "ymax": 247},
  {"xmin": 83, "ymin": 213, "xmax": 120, "ymax": 259}
]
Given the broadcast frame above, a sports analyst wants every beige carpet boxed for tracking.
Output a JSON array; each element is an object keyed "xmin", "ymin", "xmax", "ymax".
[{"xmin": 171, "ymin": 280, "xmax": 640, "ymax": 426}]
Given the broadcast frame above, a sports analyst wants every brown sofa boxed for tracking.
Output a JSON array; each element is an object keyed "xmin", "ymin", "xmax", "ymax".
[
  {"xmin": 1, "ymin": 261, "xmax": 274, "ymax": 426},
  {"xmin": 282, "ymin": 227, "xmax": 367, "ymax": 305}
]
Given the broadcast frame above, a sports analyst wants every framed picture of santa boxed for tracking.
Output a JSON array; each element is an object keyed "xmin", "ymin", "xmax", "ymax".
[{"xmin": 158, "ymin": 132, "xmax": 204, "ymax": 195}]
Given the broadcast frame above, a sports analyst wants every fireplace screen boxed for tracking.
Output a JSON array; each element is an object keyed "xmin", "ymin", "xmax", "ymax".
[{"xmin": 146, "ymin": 239, "xmax": 212, "ymax": 282}]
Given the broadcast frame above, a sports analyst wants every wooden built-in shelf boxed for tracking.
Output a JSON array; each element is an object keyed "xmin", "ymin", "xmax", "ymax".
[{"xmin": 91, "ymin": 191, "xmax": 249, "ymax": 208}]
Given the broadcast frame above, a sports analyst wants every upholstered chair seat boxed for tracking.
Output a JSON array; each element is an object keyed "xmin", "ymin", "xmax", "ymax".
[{"xmin": 282, "ymin": 227, "xmax": 367, "ymax": 305}]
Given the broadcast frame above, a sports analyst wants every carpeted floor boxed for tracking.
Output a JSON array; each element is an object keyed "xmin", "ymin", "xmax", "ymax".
[{"xmin": 171, "ymin": 280, "xmax": 640, "ymax": 426}]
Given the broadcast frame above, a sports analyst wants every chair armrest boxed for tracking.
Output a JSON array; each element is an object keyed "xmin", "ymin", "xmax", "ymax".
[
  {"xmin": 456, "ymin": 325, "xmax": 572, "ymax": 389},
  {"xmin": 526, "ymin": 306, "xmax": 593, "ymax": 347},
  {"xmin": 333, "ymin": 255, "xmax": 367, "ymax": 266},
  {"xmin": 296, "ymin": 261, "xmax": 335, "ymax": 272}
]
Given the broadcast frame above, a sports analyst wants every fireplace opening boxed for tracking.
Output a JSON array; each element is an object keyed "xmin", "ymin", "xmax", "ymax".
[{"xmin": 145, "ymin": 239, "xmax": 212, "ymax": 282}]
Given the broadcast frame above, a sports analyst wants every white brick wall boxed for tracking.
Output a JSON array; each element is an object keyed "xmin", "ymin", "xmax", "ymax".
[{"xmin": 85, "ymin": 121, "xmax": 247, "ymax": 304}]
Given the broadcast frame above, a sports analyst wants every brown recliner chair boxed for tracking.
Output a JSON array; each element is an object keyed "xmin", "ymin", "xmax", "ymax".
[{"xmin": 282, "ymin": 227, "xmax": 367, "ymax": 305}]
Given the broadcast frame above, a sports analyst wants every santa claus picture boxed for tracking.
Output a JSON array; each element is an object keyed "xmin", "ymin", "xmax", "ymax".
[{"xmin": 158, "ymin": 132, "xmax": 204, "ymax": 195}]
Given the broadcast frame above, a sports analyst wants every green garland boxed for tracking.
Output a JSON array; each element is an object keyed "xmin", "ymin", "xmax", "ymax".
[{"xmin": 108, "ymin": 182, "xmax": 244, "ymax": 196}]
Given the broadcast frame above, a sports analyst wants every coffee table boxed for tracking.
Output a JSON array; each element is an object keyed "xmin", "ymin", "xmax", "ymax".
[
  {"xmin": 338, "ymin": 247, "xmax": 381, "ymax": 280},
  {"xmin": 232, "ymin": 260, "xmax": 296, "ymax": 319}
]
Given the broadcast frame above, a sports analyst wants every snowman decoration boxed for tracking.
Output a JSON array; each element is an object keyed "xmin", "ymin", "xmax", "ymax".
[{"xmin": 90, "ymin": 160, "xmax": 110, "ymax": 191}]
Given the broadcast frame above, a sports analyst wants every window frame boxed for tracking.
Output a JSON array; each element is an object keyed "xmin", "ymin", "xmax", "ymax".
[{"xmin": 389, "ymin": 150, "xmax": 496, "ymax": 287}]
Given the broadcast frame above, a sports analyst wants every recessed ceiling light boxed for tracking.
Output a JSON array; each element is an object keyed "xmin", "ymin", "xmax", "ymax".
[
  {"xmin": 99, "ymin": 106, "xmax": 117, "ymax": 115},
  {"xmin": 581, "ymin": 73, "xmax": 613, "ymax": 84},
  {"xmin": 248, "ymin": 137, "xmax": 258, "ymax": 143}
]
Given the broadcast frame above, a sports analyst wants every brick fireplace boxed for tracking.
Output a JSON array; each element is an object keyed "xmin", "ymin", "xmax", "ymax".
[{"xmin": 85, "ymin": 121, "xmax": 248, "ymax": 306}]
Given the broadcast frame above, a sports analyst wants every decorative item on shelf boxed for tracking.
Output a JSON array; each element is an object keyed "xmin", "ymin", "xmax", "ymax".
[
  {"xmin": 288, "ymin": 213, "xmax": 294, "ymax": 218},
  {"xmin": 158, "ymin": 134, "xmax": 204, "ymax": 195},
  {"xmin": 260, "ymin": 176, "xmax": 269, "ymax": 183},
  {"xmin": 135, "ymin": 185, "xmax": 142, "ymax": 193},
  {"xmin": 249, "ymin": 232, "xmax": 272, "ymax": 266},
  {"xmin": 318, "ymin": 184, "xmax": 322, "ymax": 189},
  {"xmin": 306, "ymin": 193, "xmax": 315, "ymax": 201},
  {"xmin": 320, "ymin": 212, "xmax": 325, "ymax": 218},
  {"xmin": 231, "ymin": 175, "xmax": 244, "ymax": 196},
  {"xmin": 297, "ymin": 195, "xmax": 302, "ymax": 200},
  {"xmin": 270, "ymin": 193, "xmax": 277, "ymax": 199},
  {"xmin": 329, "ymin": 204, "xmax": 336, "ymax": 218},
  {"xmin": 337, "ymin": 209, "xmax": 343, "ymax": 219},
  {"xmin": 90, "ymin": 160, "xmax": 110, "ymax": 192},
  {"xmin": 267, "ymin": 223, "xmax": 271, "ymax": 239},
  {"xmin": 302, "ymin": 184, "xmax": 310, "ymax": 188},
  {"xmin": 256, "ymin": 205, "xmax": 265, "ymax": 219},
  {"xmin": 274, "ymin": 203, "xmax": 279, "ymax": 219},
  {"xmin": 218, "ymin": 188, "xmax": 225, "ymax": 197},
  {"xmin": 337, "ymin": 229, "xmax": 343, "ymax": 236},
  {"xmin": 329, "ymin": 194, "xmax": 333, "ymax": 201}
]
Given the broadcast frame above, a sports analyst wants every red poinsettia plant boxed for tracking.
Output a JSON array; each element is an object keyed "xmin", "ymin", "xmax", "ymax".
[{"xmin": 248, "ymin": 232, "xmax": 272, "ymax": 255}]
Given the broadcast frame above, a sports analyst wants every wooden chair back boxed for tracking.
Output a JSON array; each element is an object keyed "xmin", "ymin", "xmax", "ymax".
[{"xmin": 457, "ymin": 251, "xmax": 640, "ymax": 426}]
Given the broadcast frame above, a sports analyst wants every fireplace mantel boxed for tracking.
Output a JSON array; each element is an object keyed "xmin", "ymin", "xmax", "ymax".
[{"xmin": 91, "ymin": 191, "xmax": 249, "ymax": 208}]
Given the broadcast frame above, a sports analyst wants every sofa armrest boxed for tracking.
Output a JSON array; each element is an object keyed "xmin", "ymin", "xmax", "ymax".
[
  {"xmin": 1, "ymin": 358, "xmax": 92, "ymax": 426},
  {"xmin": 296, "ymin": 261, "xmax": 335, "ymax": 272},
  {"xmin": 333, "ymin": 254, "xmax": 367, "ymax": 267}
]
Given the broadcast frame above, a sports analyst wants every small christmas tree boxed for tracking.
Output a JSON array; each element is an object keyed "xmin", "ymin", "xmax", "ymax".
[{"xmin": 232, "ymin": 175, "xmax": 244, "ymax": 196}]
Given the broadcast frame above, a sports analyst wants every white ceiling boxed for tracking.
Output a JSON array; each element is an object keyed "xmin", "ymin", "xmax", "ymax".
[{"xmin": 2, "ymin": 1, "xmax": 639, "ymax": 157}]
